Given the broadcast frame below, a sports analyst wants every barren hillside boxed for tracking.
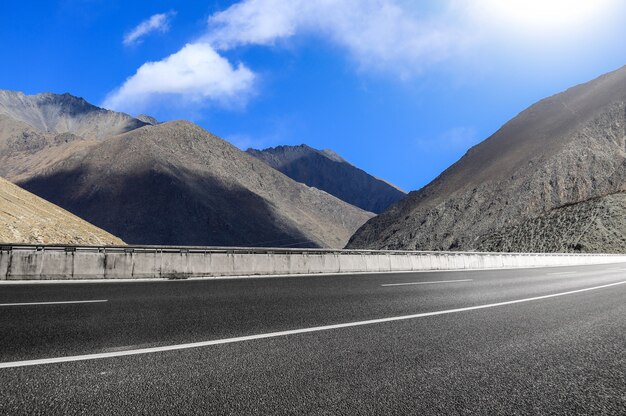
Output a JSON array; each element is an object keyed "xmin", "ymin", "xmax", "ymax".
[
  {"xmin": 16, "ymin": 121, "xmax": 373, "ymax": 248},
  {"xmin": 0, "ymin": 176, "xmax": 123, "ymax": 245},
  {"xmin": 348, "ymin": 65, "xmax": 626, "ymax": 252},
  {"xmin": 0, "ymin": 90, "xmax": 146, "ymax": 139},
  {"xmin": 0, "ymin": 91, "xmax": 373, "ymax": 248}
]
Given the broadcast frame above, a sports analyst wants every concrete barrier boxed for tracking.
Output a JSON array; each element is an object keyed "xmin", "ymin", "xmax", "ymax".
[{"xmin": 1, "ymin": 244, "xmax": 625, "ymax": 280}]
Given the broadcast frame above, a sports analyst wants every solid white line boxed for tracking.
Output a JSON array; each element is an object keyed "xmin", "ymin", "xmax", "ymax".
[
  {"xmin": 548, "ymin": 269, "xmax": 626, "ymax": 277},
  {"xmin": 1, "ymin": 280, "xmax": 625, "ymax": 369},
  {"xmin": 381, "ymin": 279, "xmax": 472, "ymax": 287},
  {"xmin": 0, "ymin": 300, "xmax": 108, "ymax": 307}
]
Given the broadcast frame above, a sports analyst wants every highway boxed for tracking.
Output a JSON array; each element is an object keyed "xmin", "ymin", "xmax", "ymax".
[{"xmin": 1, "ymin": 263, "xmax": 626, "ymax": 415}]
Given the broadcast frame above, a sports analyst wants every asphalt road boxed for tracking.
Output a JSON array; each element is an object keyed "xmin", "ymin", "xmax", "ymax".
[{"xmin": 1, "ymin": 263, "xmax": 626, "ymax": 415}]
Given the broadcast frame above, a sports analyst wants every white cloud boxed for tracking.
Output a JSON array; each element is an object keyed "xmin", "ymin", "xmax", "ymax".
[
  {"xmin": 206, "ymin": 0, "xmax": 468, "ymax": 77},
  {"xmin": 104, "ymin": 0, "xmax": 471, "ymax": 112},
  {"xmin": 106, "ymin": 1, "xmax": 626, "ymax": 114},
  {"xmin": 103, "ymin": 43, "xmax": 255, "ymax": 113},
  {"xmin": 106, "ymin": 1, "xmax": 470, "ymax": 113},
  {"xmin": 123, "ymin": 12, "xmax": 176, "ymax": 46}
]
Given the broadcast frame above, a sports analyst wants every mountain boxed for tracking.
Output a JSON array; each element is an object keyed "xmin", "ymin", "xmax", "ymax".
[
  {"xmin": 0, "ymin": 90, "xmax": 147, "ymax": 139},
  {"xmin": 348, "ymin": 65, "xmax": 626, "ymax": 253},
  {"xmin": 0, "ymin": 176, "xmax": 123, "ymax": 245},
  {"xmin": 137, "ymin": 114, "xmax": 159, "ymax": 125},
  {"xmin": 247, "ymin": 144, "xmax": 406, "ymax": 213},
  {"xmin": 0, "ymin": 93, "xmax": 373, "ymax": 248},
  {"xmin": 0, "ymin": 114, "xmax": 96, "ymax": 182},
  {"xmin": 477, "ymin": 193, "xmax": 626, "ymax": 253},
  {"xmin": 18, "ymin": 122, "xmax": 373, "ymax": 248}
]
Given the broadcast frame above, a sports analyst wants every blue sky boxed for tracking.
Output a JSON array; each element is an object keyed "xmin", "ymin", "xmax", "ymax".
[{"xmin": 2, "ymin": 1, "xmax": 626, "ymax": 191}]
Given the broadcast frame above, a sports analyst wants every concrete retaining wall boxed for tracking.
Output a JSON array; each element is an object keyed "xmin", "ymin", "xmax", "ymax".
[{"xmin": 1, "ymin": 245, "xmax": 626, "ymax": 280}]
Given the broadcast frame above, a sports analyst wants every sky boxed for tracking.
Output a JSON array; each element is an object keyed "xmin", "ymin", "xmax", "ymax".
[{"xmin": 1, "ymin": 0, "xmax": 626, "ymax": 192}]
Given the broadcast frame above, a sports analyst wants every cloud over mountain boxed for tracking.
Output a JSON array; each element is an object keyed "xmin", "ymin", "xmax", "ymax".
[{"xmin": 103, "ymin": 43, "xmax": 255, "ymax": 113}]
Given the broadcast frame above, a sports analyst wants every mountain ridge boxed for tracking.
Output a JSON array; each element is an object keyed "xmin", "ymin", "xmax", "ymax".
[
  {"xmin": 0, "ymin": 90, "xmax": 147, "ymax": 140},
  {"xmin": 247, "ymin": 144, "xmax": 406, "ymax": 213},
  {"xmin": 347, "ymin": 64, "xmax": 626, "ymax": 252}
]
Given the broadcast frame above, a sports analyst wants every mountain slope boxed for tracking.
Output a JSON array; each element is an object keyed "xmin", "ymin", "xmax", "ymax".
[
  {"xmin": 15, "ymin": 121, "xmax": 373, "ymax": 248},
  {"xmin": 0, "ymin": 176, "xmax": 123, "ymax": 245},
  {"xmin": 137, "ymin": 114, "xmax": 159, "ymax": 125},
  {"xmin": 0, "ymin": 90, "xmax": 146, "ymax": 140},
  {"xmin": 348, "ymin": 65, "xmax": 626, "ymax": 252},
  {"xmin": 247, "ymin": 144, "xmax": 406, "ymax": 213},
  {"xmin": 0, "ymin": 91, "xmax": 372, "ymax": 248},
  {"xmin": 477, "ymin": 192, "xmax": 626, "ymax": 253},
  {"xmin": 0, "ymin": 114, "xmax": 96, "ymax": 181}
]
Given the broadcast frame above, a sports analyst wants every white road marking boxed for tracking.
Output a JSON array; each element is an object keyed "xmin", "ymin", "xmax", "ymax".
[
  {"xmin": 1, "ymin": 280, "xmax": 625, "ymax": 369},
  {"xmin": 548, "ymin": 269, "xmax": 626, "ymax": 277},
  {"xmin": 381, "ymin": 279, "xmax": 473, "ymax": 287},
  {"xmin": 0, "ymin": 300, "xmax": 108, "ymax": 307}
]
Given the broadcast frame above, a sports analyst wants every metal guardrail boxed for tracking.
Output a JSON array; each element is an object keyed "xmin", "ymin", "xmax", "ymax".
[{"xmin": 0, "ymin": 243, "xmax": 619, "ymax": 257}]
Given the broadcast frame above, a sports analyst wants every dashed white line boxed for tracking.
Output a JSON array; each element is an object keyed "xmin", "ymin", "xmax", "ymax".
[
  {"xmin": 1, "ymin": 280, "xmax": 625, "ymax": 369},
  {"xmin": 0, "ymin": 300, "xmax": 108, "ymax": 307},
  {"xmin": 381, "ymin": 279, "xmax": 473, "ymax": 287}
]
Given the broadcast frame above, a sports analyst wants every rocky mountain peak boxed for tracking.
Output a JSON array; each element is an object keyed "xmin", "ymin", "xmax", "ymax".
[
  {"xmin": 0, "ymin": 90, "xmax": 147, "ymax": 139},
  {"xmin": 136, "ymin": 114, "xmax": 159, "ymax": 125}
]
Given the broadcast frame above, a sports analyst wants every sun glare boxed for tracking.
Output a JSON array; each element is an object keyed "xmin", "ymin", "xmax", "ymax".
[{"xmin": 477, "ymin": 0, "xmax": 613, "ymax": 31}]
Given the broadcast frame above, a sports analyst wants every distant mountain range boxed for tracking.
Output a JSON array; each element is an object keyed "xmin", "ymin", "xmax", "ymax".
[
  {"xmin": 348, "ymin": 65, "xmax": 626, "ymax": 253},
  {"xmin": 247, "ymin": 145, "xmax": 405, "ymax": 214},
  {"xmin": 0, "ymin": 176, "xmax": 123, "ymax": 245},
  {"xmin": 0, "ymin": 91, "xmax": 373, "ymax": 248}
]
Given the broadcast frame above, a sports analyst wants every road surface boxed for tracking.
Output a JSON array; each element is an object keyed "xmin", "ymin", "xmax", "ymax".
[{"xmin": 1, "ymin": 263, "xmax": 626, "ymax": 414}]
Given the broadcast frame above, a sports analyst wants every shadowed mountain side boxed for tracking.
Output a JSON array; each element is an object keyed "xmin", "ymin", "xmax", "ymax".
[
  {"xmin": 0, "ymin": 176, "xmax": 123, "ymax": 245},
  {"xmin": 247, "ymin": 145, "xmax": 406, "ymax": 213},
  {"xmin": 20, "ymin": 168, "xmax": 317, "ymax": 247},
  {"xmin": 348, "ymin": 64, "xmax": 626, "ymax": 252},
  {"xmin": 17, "ymin": 121, "xmax": 373, "ymax": 248},
  {"xmin": 0, "ymin": 90, "xmax": 146, "ymax": 140}
]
